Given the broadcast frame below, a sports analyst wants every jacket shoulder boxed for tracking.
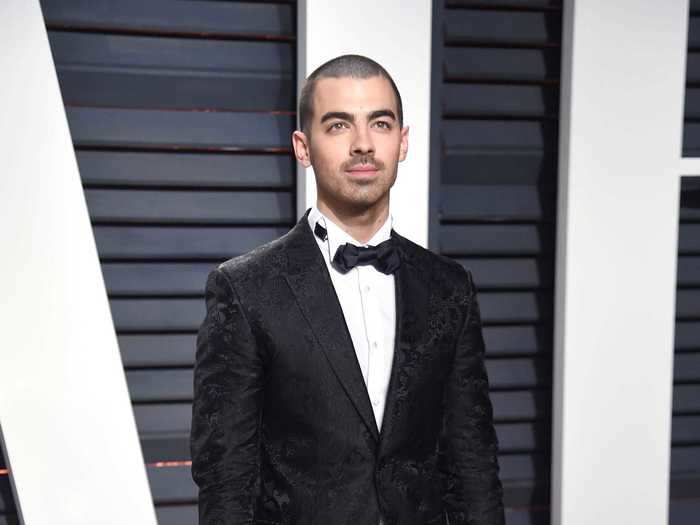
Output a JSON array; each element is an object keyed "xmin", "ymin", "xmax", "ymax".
[{"xmin": 215, "ymin": 230, "xmax": 290, "ymax": 286}]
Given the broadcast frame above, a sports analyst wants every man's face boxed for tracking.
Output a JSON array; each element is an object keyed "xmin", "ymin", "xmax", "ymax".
[{"xmin": 293, "ymin": 76, "xmax": 409, "ymax": 212}]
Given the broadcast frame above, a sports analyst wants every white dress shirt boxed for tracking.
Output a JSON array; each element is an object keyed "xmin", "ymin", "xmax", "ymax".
[{"xmin": 307, "ymin": 205, "xmax": 396, "ymax": 433}]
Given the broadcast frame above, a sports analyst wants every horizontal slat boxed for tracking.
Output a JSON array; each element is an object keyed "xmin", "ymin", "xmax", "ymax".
[
  {"xmin": 447, "ymin": 0, "xmax": 562, "ymax": 7},
  {"xmin": 674, "ymin": 353, "xmax": 700, "ymax": 382},
  {"xmin": 691, "ymin": 16, "xmax": 700, "ymax": 49},
  {"xmin": 672, "ymin": 415, "xmax": 700, "ymax": 445},
  {"xmin": 445, "ymin": 10, "xmax": 560, "ymax": 45},
  {"xmin": 683, "ymin": 121, "xmax": 700, "ymax": 156},
  {"xmin": 57, "ymin": 69, "xmax": 294, "ymax": 111},
  {"xmin": 677, "ymin": 289, "xmax": 700, "ymax": 319},
  {"xmin": 440, "ymin": 224, "xmax": 555, "ymax": 255},
  {"xmin": 155, "ymin": 504, "xmax": 198, "ymax": 525},
  {"xmin": 492, "ymin": 390, "xmax": 550, "ymax": 421},
  {"xmin": 503, "ymin": 508, "xmax": 549, "ymax": 525},
  {"xmin": 120, "ymin": 334, "xmax": 197, "ymax": 367},
  {"xmin": 499, "ymin": 453, "xmax": 549, "ymax": 481},
  {"xmin": 77, "ymin": 151, "xmax": 294, "ymax": 188},
  {"xmin": 443, "ymin": 151, "xmax": 557, "ymax": 185},
  {"xmin": 670, "ymin": 499, "xmax": 700, "ymax": 525},
  {"xmin": 443, "ymin": 120, "xmax": 558, "ymax": 151},
  {"xmin": 497, "ymin": 422, "xmax": 549, "ymax": 452},
  {"xmin": 685, "ymin": 88, "xmax": 700, "ymax": 120},
  {"xmin": 443, "ymin": 84, "xmax": 559, "ymax": 118},
  {"xmin": 139, "ymin": 422, "xmax": 551, "ymax": 466},
  {"xmin": 94, "ymin": 225, "xmax": 287, "ymax": 259},
  {"xmin": 126, "ymin": 358, "xmax": 550, "ymax": 405},
  {"xmin": 671, "ymin": 446, "xmax": 700, "ymax": 474},
  {"xmin": 127, "ymin": 371, "xmax": 548, "ymax": 422},
  {"xmin": 112, "ymin": 299, "xmax": 202, "ymax": 332},
  {"xmin": 85, "ymin": 189, "xmax": 294, "ymax": 224},
  {"xmin": 483, "ymin": 325, "xmax": 553, "ymax": 356},
  {"xmin": 442, "ymin": 184, "xmax": 556, "ymax": 221},
  {"xmin": 49, "ymin": 32, "xmax": 293, "ymax": 73},
  {"xmin": 120, "ymin": 331, "xmax": 552, "ymax": 369},
  {"xmin": 134, "ymin": 403, "xmax": 192, "ymax": 435},
  {"xmin": 674, "ymin": 385, "xmax": 700, "ymax": 413},
  {"xmin": 105, "ymin": 259, "xmax": 553, "ymax": 296},
  {"xmin": 686, "ymin": 52, "xmax": 700, "ymax": 85},
  {"xmin": 0, "ymin": 478, "xmax": 15, "ymax": 513},
  {"xmin": 678, "ymin": 257, "xmax": 700, "ymax": 286},
  {"xmin": 111, "ymin": 291, "xmax": 551, "ymax": 331},
  {"xmin": 105, "ymin": 263, "xmax": 212, "ymax": 295},
  {"xmin": 148, "ymin": 426, "xmax": 548, "ymax": 462},
  {"xmin": 67, "ymin": 108, "xmax": 293, "ymax": 150},
  {"xmin": 444, "ymin": 47, "xmax": 560, "ymax": 82},
  {"xmin": 147, "ymin": 465, "xmax": 196, "ymax": 505},
  {"xmin": 145, "ymin": 459, "xmax": 546, "ymax": 507},
  {"xmin": 679, "ymin": 224, "xmax": 700, "ymax": 254},
  {"xmin": 117, "ymin": 330, "xmax": 553, "ymax": 369},
  {"xmin": 486, "ymin": 358, "xmax": 551, "ymax": 389},
  {"xmin": 151, "ymin": 465, "xmax": 552, "ymax": 511},
  {"xmin": 480, "ymin": 291, "xmax": 552, "ymax": 323},
  {"xmin": 142, "ymin": 435, "xmax": 191, "ymax": 463},
  {"xmin": 670, "ymin": 475, "xmax": 700, "ymax": 499},
  {"xmin": 133, "ymin": 403, "xmax": 550, "ymax": 454},
  {"xmin": 41, "ymin": 0, "xmax": 293, "ymax": 37},
  {"xmin": 127, "ymin": 369, "xmax": 193, "ymax": 402},
  {"xmin": 676, "ymin": 321, "xmax": 700, "ymax": 351},
  {"xmin": 458, "ymin": 257, "xmax": 554, "ymax": 289}
]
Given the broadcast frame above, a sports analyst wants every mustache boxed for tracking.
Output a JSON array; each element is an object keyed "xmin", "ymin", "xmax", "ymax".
[{"xmin": 342, "ymin": 156, "xmax": 385, "ymax": 171}]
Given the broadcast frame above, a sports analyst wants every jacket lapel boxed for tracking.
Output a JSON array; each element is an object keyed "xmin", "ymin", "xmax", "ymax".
[
  {"xmin": 282, "ymin": 209, "xmax": 381, "ymax": 441},
  {"xmin": 379, "ymin": 230, "xmax": 432, "ymax": 441}
]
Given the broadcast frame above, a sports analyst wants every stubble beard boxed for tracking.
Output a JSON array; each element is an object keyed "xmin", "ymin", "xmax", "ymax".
[{"xmin": 317, "ymin": 164, "xmax": 397, "ymax": 216}]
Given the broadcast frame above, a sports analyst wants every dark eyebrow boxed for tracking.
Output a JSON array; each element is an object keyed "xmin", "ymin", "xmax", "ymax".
[
  {"xmin": 369, "ymin": 109, "xmax": 396, "ymax": 121},
  {"xmin": 320, "ymin": 111, "xmax": 355, "ymax": 124}
]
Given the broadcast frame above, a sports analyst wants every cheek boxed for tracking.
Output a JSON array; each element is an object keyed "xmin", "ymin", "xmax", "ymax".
[
  {"xmin": 311, "ymin": 139, "xmax": 347, "ymax": 173},
  {"xmin": 376, "ymin": 139, "xmax": 402, "ymax": 166}
]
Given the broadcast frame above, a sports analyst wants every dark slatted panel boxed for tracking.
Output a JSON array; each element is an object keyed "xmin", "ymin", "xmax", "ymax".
[
  {"xmin": 430, "ymin": 0, "xmax": 561, "ymax": 518},
  {"xmin": 671, "ymin": 177, "xmax": 700, "ymax": 519},
  {"xmin": 40, "ymin": 0, "xmax": 296, "ymax": 520},
  {"xmin": 0, "ymin": 447, "xmax": 17, "ymax": 525},
  {"xmin": 675, "ymin": 2, "xmax": 700, "ymax": 513},
  {"xmin": 686, "ymin": 2, "xmax": 700, "ymax": 155}
]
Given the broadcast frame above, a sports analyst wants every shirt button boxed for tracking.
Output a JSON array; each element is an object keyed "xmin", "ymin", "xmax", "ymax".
[
  {"xmin": 372, "ymin": 399, "xmax": 379, "ymax": 407},
  {"xmin": 364, "ymin": 284, "xmax": 371, "ymax": 292},
  {"xmin": 372, "ymin": 341, "xmax": 378, "ymax": 349}
]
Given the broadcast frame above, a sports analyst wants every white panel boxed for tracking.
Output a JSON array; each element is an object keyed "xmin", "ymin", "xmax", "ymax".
[
  {"xmin": 552, "ymin": 1, "xmax": 688, "ymax": 524},
  {"xmin": 297, "ymin": 0, "xmax": 432, "ymax": 247},
  {"xmin": 0, "ymin": 1, "xmax": 157, "ymax": 524}
]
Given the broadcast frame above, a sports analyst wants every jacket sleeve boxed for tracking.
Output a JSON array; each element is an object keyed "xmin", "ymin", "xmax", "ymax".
[
  {"xmin": 439, "ymin": 269, "xmax": 505, "ymax": 525},
  {"xmin": 190, "ymin": 267, "xmax": 265, "ymax": 524}
]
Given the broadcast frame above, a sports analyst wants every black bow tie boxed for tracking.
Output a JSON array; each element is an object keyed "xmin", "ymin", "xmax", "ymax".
[{"xmin": 314, "ymin": 221, "xmax": 401, "ymax": 275}]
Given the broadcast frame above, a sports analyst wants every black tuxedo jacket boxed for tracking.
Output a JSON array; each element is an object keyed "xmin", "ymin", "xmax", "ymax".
[{"xmin": 190, "ymin": 208, "xmax": 504, "ymax": 525}]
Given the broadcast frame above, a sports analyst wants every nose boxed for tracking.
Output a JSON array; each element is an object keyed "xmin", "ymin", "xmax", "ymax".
[{"xmin": 350, "ymin": 125, "xmax": 375, "ymax": 156}]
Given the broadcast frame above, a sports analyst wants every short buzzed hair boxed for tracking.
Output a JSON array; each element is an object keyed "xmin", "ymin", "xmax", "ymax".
[{"xmin": 298, "ymin": 54, "xmax": 403, "ymax": 135}]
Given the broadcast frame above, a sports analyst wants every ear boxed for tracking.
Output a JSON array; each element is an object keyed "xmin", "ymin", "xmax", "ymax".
[
  {"xmin": 292, "ymin": 130, "xmax": 312, "ymax": 168},
  {"xmin": 398, "ymin": 125, "xmax": 409, "ymax": 162}
]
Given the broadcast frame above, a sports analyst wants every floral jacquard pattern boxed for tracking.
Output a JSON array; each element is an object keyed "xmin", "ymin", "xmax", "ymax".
[{"xmin": 190, "ymin": 209, "xmax": 505, "ymax": 525}]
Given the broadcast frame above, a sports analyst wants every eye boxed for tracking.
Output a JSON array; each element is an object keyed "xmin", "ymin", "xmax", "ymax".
[
  {"xmin": 374, "ymin": 120, "xmax": 392, "ymax": 130},
  {"xmin": 328, "ymin": 122, "xmax": 347, "ymax": 132}
]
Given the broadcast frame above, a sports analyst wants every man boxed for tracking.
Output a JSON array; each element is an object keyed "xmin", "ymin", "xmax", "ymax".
[{"xmin": 190, "ymin": 54, "xmax": 504, "ymax": 525}]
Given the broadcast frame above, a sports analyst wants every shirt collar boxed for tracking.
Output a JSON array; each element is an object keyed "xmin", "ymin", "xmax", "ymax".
[{"xmin": 307, "ymin": 205, "xmax": 393, "ymax": 260}]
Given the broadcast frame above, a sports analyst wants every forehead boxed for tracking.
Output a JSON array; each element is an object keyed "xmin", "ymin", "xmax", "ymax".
[{"xmin": 312, "ymin": 76, "xmax": 398, "ymax": 117}]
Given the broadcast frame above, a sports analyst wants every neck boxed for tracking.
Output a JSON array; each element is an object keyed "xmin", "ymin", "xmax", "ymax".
[{"xmin": 316, "ymin": 197, "xmax": 390, "ymax": 245}]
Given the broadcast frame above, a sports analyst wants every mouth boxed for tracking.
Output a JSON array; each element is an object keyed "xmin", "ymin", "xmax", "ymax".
[{"xmin": 345, "ymin": 164, "xmax": 380, "ymax": 178}]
